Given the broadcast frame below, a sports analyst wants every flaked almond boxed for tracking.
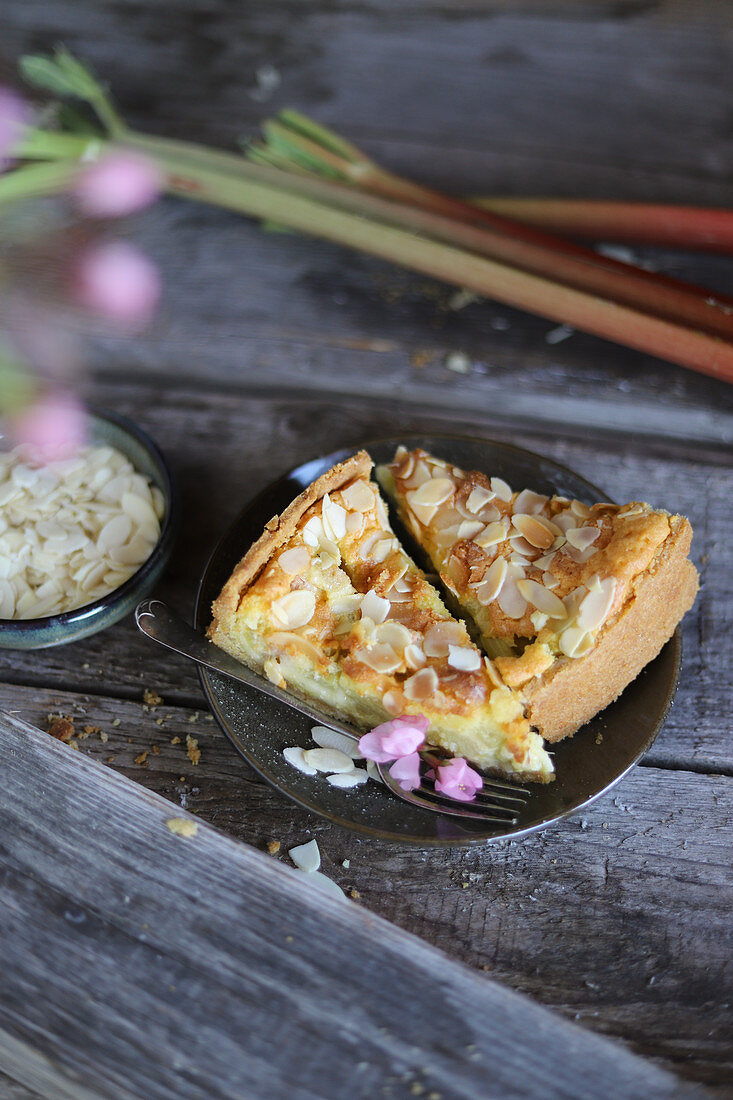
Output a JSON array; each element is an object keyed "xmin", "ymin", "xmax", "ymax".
[
  {"xmin": 533, "ymin": 551, "xmax": 556, "ymax": 571},
  {"xmin": 357, "ymin": 643, "xmax": 402, "ymax": 674},
  {"xmin": 279, "ymin": 546, "xmax": 310, "ymax": 575},
  {"xmin": 512, "ymin": 514, "xmax": 556, "ymax": 549},
  {"xmin": 514, "ymin": 489, "xmax": 548, "ymax": 516},
  {"xmin": 405, "ymin": 492, "xmax": 438, "ymax": 527},
  {"xmin": 465, "ymin": 485, "xmax": 496, "ymax": 513},
  {"xmin": 456, "ymin": 520, "xmax": 484, "ymax": 540},
  {"xmin": 566, "ymin": 526, "xmax": 600, "ymax": 551},
  {"xmin": 474, "ymin": 520, "xmax": 508, "ymax": 549},
  {"xmin": 542, "ymin": 571, "xmax": 559, "ymax": 589},
  {"xmin": 475, "ymin": 556, "xmax": 507, "ymax": 605},
  {"xmin": 371, "ymin": 537, "xmax": 396, "ymax": 563},
  {"xmin": 577, "ymin": 577, "xmax": 616, "ymax": 632},
  {"xmin": 443, "ymin": 554, "xmax": 469, "ymax": 592},
  {"xmin": 563, "ymin": 587, "xmax": 586, "ymax": 619},
  {"xmin": 447, "ymin": 644, "xmax": 481, "ymax": 671},
  {"xmin": 340, "ymin": 479, "xmax": 374, "ymax": 513},
  {"xmin": 516, "ymin": 578, "xmax": 567, "ymax": 618},
  {"xmin": 321, "ymin": 494, "xmax": 347, "ymax": 541},
  {"xmin": 360, "ymin": 589, "xmax": 390, "ymax": 624},
  {"xmin": 409, "ymin": 477, "xmax": 455, "ymax": 508},
  {"xmin": 570, "ymin": 499, "xmax": 593, "ymax": 519},
  {"xmin": 497, "ymin": 578, "xmax": 528, "ymax": 620},
  {"xmin": 346, "ymin": 511, "xmax": 364, "ymax": 536},
  {"xmin": 271, "ymin": 590, "xmax": 316, "ymax": 630},
  {"xmin": 391, "ymin": 445, "xmax": 413, "ymax": 480},
  {"xmin": 563, "ymin": 543, "xmax": 598, "ymax": 565},
  {"xmin": 559, "ymin": 626, "xmax": 595, "ymax": 658},
  {"xmin": 423, "ymin": 620, "xmax": 466, "ymax": 657},
  {"xmin": 302, "ymin": 515, "xmax": 325, "ymax": 547},
  {"xmin": 490, "ymin": 476, "xmax": 513, "ymax": 502},
  {"xmin": 484, "ymin": 656, "xmax": 504, "ymax": 688},
  {"xmin": 433, "ymin": 526, "xmax": 461, "ymax": 549},
  {"xmin": 268, "ymin": 631, "xmax": 323, "ymax": 663},
  {"xmin": 382, "ymin": 690, "xmax": 402, "ymax": 715},
  {"xmin": 402, "ymin": 459, "xmax": 432, "ymax": 490},
  {"xmin": 404, "ymin": 642, "xmax": 426, "ymax": 670},
  {"xmin": 404, "ymin": 667, "xmax": 439, "ymax": 701},
  {"xmin": 508, "ymin": 535, "xmax": 538, "ymax": 559},
  {"xmin": 375, "ymin": 621, "xmax": 411, "ymax": 651}
]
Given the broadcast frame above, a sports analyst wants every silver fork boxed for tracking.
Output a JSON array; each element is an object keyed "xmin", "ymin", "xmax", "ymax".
[{"xmin": 135, "ymin": 599, "xmax": 529, "ymax": 824}]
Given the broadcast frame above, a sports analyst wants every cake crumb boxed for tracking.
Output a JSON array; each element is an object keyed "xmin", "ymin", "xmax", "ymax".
[
  {"xmin": 134, "ymin": 750, "xmax": 149, "ymax": 766},
  {"xmin": 98, "ymin": 730, "xmax": 108, "ymax": 743},
  {"xmin": 186, "ymin": 734, "xmax": 200, "ymax": 765},
  {"xmin": 171, "ymin": 736, "xmax": 181, "ymax": 745},
  {"xmin": 111, "ymin": 718, "xmax": 121, "ymax": 727},
  {"xmin": 595, "ymin": 733, "xmax": 604, "ymax": 744},
  {"xmin": 165, "ymin": 817, "xmax": 198, "ymax": 838},
  {"xmin": 81, "ymin": 725, "xmax": 99, "ymax": 739},
  {"xmin": 349, "ymin": 888, "xmax": 361, "ymax": 900},
  {"xmin": 47, "ymin": 715, "xmax": 75, "ymax": 742},
  {"xmin": 143, "ymin": 689, "xmax": 163, "ymax": 707},
  {"xmin": 152, "ymin": 745, "xmax": 160, "ymax": 755},
  {"xmin": 267, "ymin": 840, "xmax": 281, "ymax": 855}
]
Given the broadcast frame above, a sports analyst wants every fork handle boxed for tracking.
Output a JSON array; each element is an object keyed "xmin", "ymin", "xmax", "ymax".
[{"xmin": 134, "ymin": 599, "xmax": 363, "ymax": 742}]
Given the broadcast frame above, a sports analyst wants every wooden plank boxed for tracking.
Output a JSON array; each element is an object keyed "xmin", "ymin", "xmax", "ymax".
[
  {"xmin": 0, "ymin": 711, "xmax": 696, "ymax": 1099},
  {"xmin": 0, "ymin": 384, "xmax": 728, "ymax": 771},
  {"xmin": 4, "ymin": 0, "xmax": 733, "ymax": 443},
  {"xmin": 3, "ymin": 688, "xmax": 730, "ymax": 1087}
]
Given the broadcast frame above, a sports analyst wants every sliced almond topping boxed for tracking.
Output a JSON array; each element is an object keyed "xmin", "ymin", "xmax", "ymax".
[
  {"xmin": 447, "ymin": 644, "xmax": 481, "ymax": 671},
  {"xmin": 465, "ymin": 485, "xmax": 496, "ymax": 513},
  {"xmin": 432, "ymin": 506, "xmax": 461, "ymax": 531},
  {"xmin": 563, "ymin": 587, "xmax": 586, "ymax": 619},
  {"xmin": 405, "ymin": 492, "xmax": 438, "ymax": 527},
  {"xmin": 553, "ymin": 512, "xmax": 576, "ymax": 534},
  {"xmin": 570, "ymin": 499, "xmax": 592, "ymax": 519},
  {"xmin": 514, "ymin": 488, "xmax": 549, "ymax": 515},
  {"xmin": 340, "ymin": 479, "xmax": 375, "ymax": 513},
  {"xmin": 559, "ymin": 626, "xmax": 595, "ymax": 658},
  {"xmin": 302, "ymin": 515, "xmax": 325, "ymax": 548},
  {"xmin": 375, "ymin": 621, "xmax": 411, "ymax": 651},
  {"xmin": 563, "ymin": 543, "xmax": 598, "ymax": 565},
  {"xmin": 509, "ymin": 535, "xmax": 538, "ymax": 559},
  {"xmin": 490, "ymin": 476, "xmax": 513, "ymax": 502},
  {"xmin": 542, "ymin": 571, "xmax": 558, "ymax": 589},
  {"xmin": 404, "ymin": 643, "xmax": 427, "ymax": 670},
  {"xmin": 409, "ymin": 477, "xmax": 455, "ymax": 507},
  {"xmin": 423, "ymin": 620, "xmax": 467, "ymax": 657},
  {"xmin": 618, "ymin": 503, "xmax": 646, "ymax": 518},
  {"xmin": 360, "ymin": 588, "xmax": 391, "ymax": 624},
  {"xmin": 497, "ymin": 578, "xmax": 528, "ymax": 620},
  {"xmin": 357, "ymin": 643, "xmax": 402, "ymax": 674},
  {"xmin": 512, "ymin": 513, "xmax": 556, "ymax": 549},
  {"xmin": 516, "ymin": 578, "xmax": 567, "ymax": 618},
  {"xmin": 316, "ymin": 539, "xmax": 341, "ymax": 570},
  {"xmin": 371, "ymin": 537, "xmax": 396, "ymax": 563},
  {"xmin": 271, "ymin": 590, "xmax": 316, "ymax": 630},
  {"xmin": 404, "ymin": 666, "xmax": 439, "ymax": 701},
  {"xmin": 577, "ymin": 577, "xmax": 616, "ymax": 632},
  {"xmin": 321, "ymin": 494, "xmax": 347, "ymax": 541},
  {"xmin": 403, "ymin": 459, "xmax": 432, "ymax": 490},
  {"xmin": 533, "ymin": 551, "xmax": 556, "ymax": 571},
  {"xmin": 278, "ymin": 546, "xmax": 310, "ymax": 575},
  {"xmin": 475, "ymin": 557, "xmax": 507, "ymax": 605},
  {"xmin": 382, "ymin": 690, "xmax": 402, "ymax": 715},
  {"xmin": 566, "ymin": 526, "xmax": 600, "ymax": 551},
  {"xmin": 483, "ymin": 656, "xmax": 504, "ymax": 689},
  {"xmin": 268, "ymin": 631, "xmax": 323, "ymax": 663},
  {"xmin": 474, "ymin": 520, "xmax": 508, "ymax": 549},
  {"xmin": 443, "ymin": 554, "xmax": 469, "ymax": 592},
  {"xmin": 345, "ymin": 511, "xmax": 364, "ymax": 536},
  {"xmin": 433, "ymin": 526, "xmax": 461, "ymax": 549},
  {"xmin": 456, "ymin": 519, "xmax": 484, "ymax": 540},
  {"xmin": 391, "ymin": 446, "xmax": 413, "ymax": 481}
]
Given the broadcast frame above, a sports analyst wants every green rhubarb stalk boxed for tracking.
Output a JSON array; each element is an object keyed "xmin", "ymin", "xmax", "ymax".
[
  {"xmin": 12, "ymin": 51, "xmax": 733, "ymax": 382},
  {"xmin": 247, "ymin": 111, "xmax": 733, "ymax": 341}
]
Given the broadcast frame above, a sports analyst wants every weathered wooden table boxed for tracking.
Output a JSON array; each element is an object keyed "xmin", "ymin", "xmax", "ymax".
[{"xmin": 2, "ymin": 2, "xmax": 731, "ymax": 1096}]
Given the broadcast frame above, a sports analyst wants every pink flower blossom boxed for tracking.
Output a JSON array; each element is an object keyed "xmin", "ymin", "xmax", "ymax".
[
  {"xmin": 11, "ymin": 392, "xmax": 87, "ymax": 462},
  {"xmin": 388, "ymin": 752, "xmax": 422, "ymax": 792},
  {"xmin": 434, "ymin": 758, "xmax": 483, "ymax": 802},
  {"xmin": 75, "ymin": 152, "xmax": 163, "ymax": 217},
  {"xmin": 0, "ymin": 88, "xmax": 29, "ymax": 167},
  {"xmin": 358, "ymin": 714, "xmax": 429, "ymax": 763},
  {"xmin": 75, "ymin": 240, "xmax": 160, "ymax": 329}
]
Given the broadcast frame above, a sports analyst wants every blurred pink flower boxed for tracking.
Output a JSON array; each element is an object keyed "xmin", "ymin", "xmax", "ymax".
[
  {"xmin": 434, "ymin": 758, "xmax": 483, "ymax": 802},
  {"xmin": 75, "ymin": 240, "xmax": 160, "ymax": 328},
  {"xmin": 388, "ymin": 752, "xmax": 422, "ymax": 792},
  {"xmin": 11, "ymin": 392, "xmax": 87, "ymax": 462},
  {"xmin": 358, "ymin": 714, "xmax": 429, "ymax": 763},
  {"xmin": 75, "ymin": 152, "xmax": 163, "ymax": 217},
  {"xmin": 0, "ymin": 87, "xmax": 29, "ymax": 166}
]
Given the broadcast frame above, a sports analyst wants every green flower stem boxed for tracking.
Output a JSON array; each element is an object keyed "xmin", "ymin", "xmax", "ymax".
[{"xmin": 0, "ymin": 160, "xmax": 81, "ymax": 205}]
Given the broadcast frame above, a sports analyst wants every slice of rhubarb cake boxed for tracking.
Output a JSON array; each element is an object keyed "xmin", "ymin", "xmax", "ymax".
[{"xmin": 208, "ymin": 451, "xmax": 553, "ymax": 781}]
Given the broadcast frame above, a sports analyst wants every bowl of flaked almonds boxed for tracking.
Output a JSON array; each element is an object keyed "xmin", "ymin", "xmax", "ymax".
[{"xmin": 0, "ymin": 407, "xmax": 177, "ymax": 648}]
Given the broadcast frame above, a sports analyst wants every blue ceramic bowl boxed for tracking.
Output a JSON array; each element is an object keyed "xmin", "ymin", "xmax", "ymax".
[{"xmin": 0, "ymin": 408, "xmax": 178, "ymax": 649}]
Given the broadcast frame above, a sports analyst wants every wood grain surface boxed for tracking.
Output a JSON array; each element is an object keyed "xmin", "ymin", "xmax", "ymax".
[
  {"xmin": 1, "ymin": 0, "xmax": 732, "ymax": 1095},
  {"xmin": 0, "ymin": 713, "xmax": 700, "ymax": 1100}
]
